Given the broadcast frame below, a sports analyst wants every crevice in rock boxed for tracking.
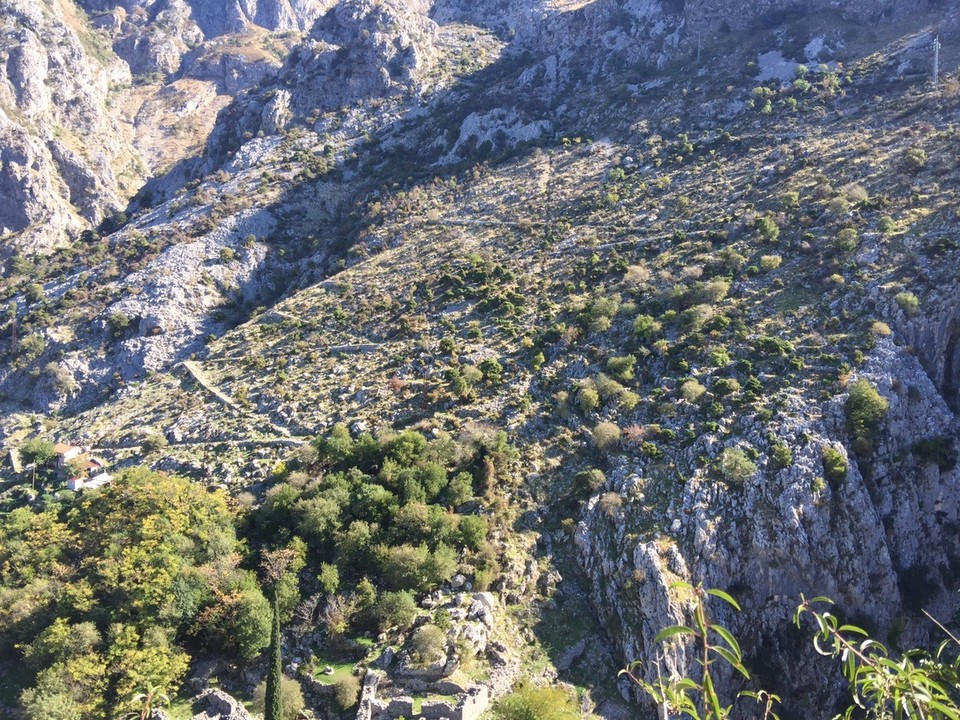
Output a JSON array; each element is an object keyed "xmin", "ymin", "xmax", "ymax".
[{"xmin": 941, "ymin": 319, "xmax": 960, "ymax": 412}]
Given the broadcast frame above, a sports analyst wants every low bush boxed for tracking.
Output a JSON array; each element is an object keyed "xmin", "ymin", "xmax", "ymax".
[{"xmin": 718, "ymin": 447, "xmax": 757, "ymax": 485}]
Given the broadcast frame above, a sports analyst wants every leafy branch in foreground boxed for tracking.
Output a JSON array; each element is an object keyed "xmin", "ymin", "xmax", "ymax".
[
  {"xmin": 620, "ymin": 582, "xmax": 780, "ymax": 720},
  {"xmin": 795, "ymin": 596, "xmax": 960, "ymax": 719},
  {"xmin": 624, "ymin": 586, "xmax": 960, "ymax": 720}
]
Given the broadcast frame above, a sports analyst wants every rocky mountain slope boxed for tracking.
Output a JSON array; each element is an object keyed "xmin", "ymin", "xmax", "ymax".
[{"xmin": 2, "ymin": 0, "xmax": 960, "ymax": 718}]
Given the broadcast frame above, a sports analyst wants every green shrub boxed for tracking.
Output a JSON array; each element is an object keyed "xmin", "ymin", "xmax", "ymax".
[
  {"xmin": 479, "ymin": 358, "xmax": 504, "ymax": 384},
  {"xmin": 755, "ymin": 215, "xmax": 780, "ymax": 243},
  {"xmin": 846, "ymin": 379, "xmax": 889, "ymax": 454},
  {"xmin": 575, "ymin": 469, "xmax": 606, "ymax": 496},
  {"xmin": 760, "ymin": 255, "xmax": 782, "ymax": 271},
  {"xmin": 679, "ymin": 380, "xmax": 707, "ymax": 403},
  {"xmin": 334, "ymin": 675, "xmax": 360, "ymax": 710},
  {"xmin": 578, "ymin": 382, "xmax": 600, "ymax": 413},
  {"xmin": 680, "ymin": 304, "xmax": 716, "ymax": 332},
  {"xmin": 409, "ymin": 624, "xmax": 447, "ymax": 667},
  {"xmin": 821, "ymin": 445, "xmax": 847, "ymax": 487},
  {"xmin": 836, "ymin": 227, "xmax": 859, "ymax": 254},
  {"xmin": 903, "ymin": 147, "xmax": 927, "ymax": 171},
  {"xmin": 494, "ymin": 681, "xmax": 579, "ymax": 720},
  {"xmin": 619, "ymin": 389, "xmax": 640, "ymax": 410},
  {"xmin": 712, "ymin": 378, "xmax": 740, "ymax": 396},
  {"xmin": 895, "ymin": 291, "xmax": 919, "ymax": 317},
  {"xmin": 718, "ymin": 447, "xmax": 757, "ymax": 485},
  {"xmin": 770, "ymin": 441, "xmax": 793, "ymax": 470},
  {"xmin": 593, "ymin": 422, "xmax": 621, "ymax": 452},
  {"xmin": 827, "ymin": 196, "xmax": 851, "ymax": 216},
  {"xmin": 707, "ymin": 348, "xmax": 731, "ymax": 367},
  {"xmin": 607, "ymin": 355, "xmax": 637, "ymax": 381},
  {"xmin": 633, "ymin": 314, "xmax": 662, "ymax": 340},
  {"xmin": 594, "ymin": 373, "xmax": 624, "ymax": 401},
  {"xmin": 20, "ymin": 333, "xmax": 46, "ymax": 360}
]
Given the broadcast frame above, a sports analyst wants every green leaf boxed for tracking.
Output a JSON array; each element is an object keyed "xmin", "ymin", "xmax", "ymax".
[
  {"xmin": 654, "ymin": 625, "xmax": 697, "ymax": 643},
  {"xmin": 703, "ymin": 671, "xmax": 725, "ymax": 719},
  {"xmin": 711, "ymin": 624, "xmax": 743, "ymax": 660},
  {"xmin": 705, "ymin": 588, "xmax": 742, "ymax": 611},
  {"xmin": 837, "ymin": 624, "xmax": 869, "ymax": 637},
  {"xmin": 713, "ymin": 647, "xmax": 750, "ymax": 679}
]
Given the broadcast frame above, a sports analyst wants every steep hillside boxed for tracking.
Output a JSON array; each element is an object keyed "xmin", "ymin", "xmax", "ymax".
[{"xmin": 1, "ymin": 1, "xmax": 960, "ymax": 718}]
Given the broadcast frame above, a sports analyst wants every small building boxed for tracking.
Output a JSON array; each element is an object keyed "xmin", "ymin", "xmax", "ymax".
[
  {"xmin": 53, "ymin": 443, "xmax": 83, "ymax": 468},
  {"xmin": 67, "ymin": 472, "xmax": 112, "ymax": 492}
]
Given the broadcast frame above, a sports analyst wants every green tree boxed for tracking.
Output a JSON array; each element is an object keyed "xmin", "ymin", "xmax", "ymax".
[
  {"xmin": 253, "ymin": 676, "xmax": 304, "ymax": 720},
  {"xmin": 374, "ymin": 591, "xmax": 417, "ymax": 631},
  {"xmin": 260, "ymin": 547, "xmax": 300, "ymax": 720},
  {"xmin": 19, "ymin": 438, "xmax": 56, "ymax": 467},
  {"xmin": 458, "ymin": 515, "xmax": 487, "ymax": 552},
  {"xmin": 446, "ymin": 471, "xmax": 474, "ymax": 507},
  {"xmin": 318, "ymin": 563, "xmax": 339, "ymax": 596},
  {"xmin": 265, "ymin": 597, "xmax": 283, "ymax": 720}
]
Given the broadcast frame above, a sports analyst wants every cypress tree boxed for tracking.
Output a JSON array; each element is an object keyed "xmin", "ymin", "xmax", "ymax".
[{"xmin": 265, "ymin": 596, "xmax": 283, "ymax": 720}]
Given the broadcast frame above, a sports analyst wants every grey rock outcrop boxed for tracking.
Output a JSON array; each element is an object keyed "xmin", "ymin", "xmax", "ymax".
[
  {"xmin": 191, "ymin": 689, "xmax": 254, "ymax": 720},
  {"xmin": 205, "ymin": 0, "xmax": 439, "ymax": 163}
]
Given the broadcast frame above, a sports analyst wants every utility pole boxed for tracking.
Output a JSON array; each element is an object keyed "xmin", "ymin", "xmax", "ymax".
[
  {"xmin": 933, "ymin": 34, "xmax": 941, "ymax": 85},
  {"xmin": 697, "ymin": 31, "xmax": 702, "ymax": 65},
  {"xmin": 7, "ymin": 301, "xmax": 16, "ymax": 355}
]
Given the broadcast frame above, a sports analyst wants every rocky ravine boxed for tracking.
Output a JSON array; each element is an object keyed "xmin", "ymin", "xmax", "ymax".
[{"xmin": 577, "ymin": 334, "xmax": 960, "ymax": 714}]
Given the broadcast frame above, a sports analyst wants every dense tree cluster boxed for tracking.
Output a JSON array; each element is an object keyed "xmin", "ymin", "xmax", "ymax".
[
  {"xmin": 0, "ymin": 424, "xmax": 511, "ymax": 716},
  {"xmin": 245, "ymin": 424, "xmax": 509, "ymax": 635},
  {"xmin": 0, "ymin": 468, "xmax": 271, "ymax": 719}
]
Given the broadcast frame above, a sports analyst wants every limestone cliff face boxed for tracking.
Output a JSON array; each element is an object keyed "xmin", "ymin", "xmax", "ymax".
[
  {"xmin": 80, "ymin": 0, "xmax": 328, "ymax": 73},
  {"xmin": 0, "ymin": 0, "xmax": 131, "ymax": 253},
  {"xmin": 0, "ymin": 0, "xmax": 327, "ymax": 255},
  {"xmin": 205, "ymin": 0, "xmax": 439, "ymax": 165},
  {"xmin": 575, "ymin": 335, "xmax": 960, "ymax": 715}
]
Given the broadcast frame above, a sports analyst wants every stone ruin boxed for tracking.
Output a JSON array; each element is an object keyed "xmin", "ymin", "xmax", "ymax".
[
  {"xmin": 356, "ymin": 671, "xmax": 489, "ymax": 720},
  {"xmin": 355, "ymin": 592, "xmax": 499, "ymax": 720}
]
